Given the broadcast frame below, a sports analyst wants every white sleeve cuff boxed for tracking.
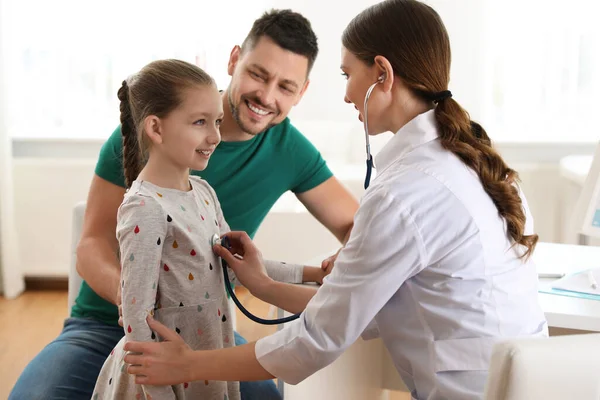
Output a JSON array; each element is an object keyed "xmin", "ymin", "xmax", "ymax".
[
  {"xmin": 255, "ymin": 326, "xmax": 311, "ymax": 385},
  {"xmin": 264, "ymin": 259, "xmax": 304, "ymax": 283}
]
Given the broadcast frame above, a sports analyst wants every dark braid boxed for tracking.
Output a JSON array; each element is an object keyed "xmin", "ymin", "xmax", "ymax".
[
  {"xmin": 434, "ymin": 98, "xmax": 538, "ymax": 259},
  {"xmin": 117, "ymin": 80, "xmax": 141, "ymax": 188}
]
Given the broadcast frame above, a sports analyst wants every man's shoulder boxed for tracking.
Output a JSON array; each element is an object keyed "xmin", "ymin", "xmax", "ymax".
[
  {"xmin": 95, "ymin": 125, "xmax": 126, "ymax": 188},
  {"xmin": 98, "ymin": 125, "xmax": 123, "ymax": 158},
  {"xmin": 262, "ymin": 117, "xmax": 309, "ymax": 147},
  {"xmin": 266, "ymin": 117, "xmax": 299, "ymax": 137}
]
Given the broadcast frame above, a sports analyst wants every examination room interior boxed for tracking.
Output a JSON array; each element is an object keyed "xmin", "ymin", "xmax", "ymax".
[{"xmin": 1, "ymin": 0, "xmax": 600, "ymax": 399}]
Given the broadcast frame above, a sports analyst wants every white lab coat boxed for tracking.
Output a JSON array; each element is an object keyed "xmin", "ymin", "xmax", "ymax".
[{"xmin": 255, "ymin": 110, "xmax": 549, "ymax": 400}]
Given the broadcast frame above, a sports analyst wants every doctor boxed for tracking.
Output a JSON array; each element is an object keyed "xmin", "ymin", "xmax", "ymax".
[{"xmin": 123, "ymin": 0, "xmax": 549, "ymax": 398}]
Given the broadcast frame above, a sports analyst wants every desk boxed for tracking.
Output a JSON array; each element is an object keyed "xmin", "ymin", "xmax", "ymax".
[
  {"xmin": 535, "ymin": 242, "xmax": 600, "ymax": 331},
  {"xmin": 275, "ymin": 242, "xmax": 600, "ymax": 400}
]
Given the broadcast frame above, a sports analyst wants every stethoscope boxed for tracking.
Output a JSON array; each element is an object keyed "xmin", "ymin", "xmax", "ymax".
[
  {"xmin": 211, "ymin": 233, "xmax": 301, "ymax": 325},
  {"xmin": 210, "ymin": 76, "xmax": 384, "ymax": 325},
  {"xmin": 363, "ymin": 74, "xmax": 385, "ymax": 190}
]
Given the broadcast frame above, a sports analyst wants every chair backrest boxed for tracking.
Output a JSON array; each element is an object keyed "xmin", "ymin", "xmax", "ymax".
[
  {"xmin": 68, "ymin": 201, "xmax": 87, "ymax": 313},
  {"xmin": 484, "ymin": 333, "xmax": 600, "ymax": 400}
]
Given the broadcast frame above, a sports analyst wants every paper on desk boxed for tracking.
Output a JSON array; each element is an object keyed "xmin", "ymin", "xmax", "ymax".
[{"xmin": 552, "ymin": 269, "xmax": 600, "ymax": 296}]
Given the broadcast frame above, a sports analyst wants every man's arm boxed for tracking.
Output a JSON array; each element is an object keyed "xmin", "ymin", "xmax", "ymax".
[
  {"xmin": 75, "ymin": 174, "xmax": 126, "ymax": 305},
  {"xmin": 296, "ymin": 176, "xmax": 358, "ymax": 244}
]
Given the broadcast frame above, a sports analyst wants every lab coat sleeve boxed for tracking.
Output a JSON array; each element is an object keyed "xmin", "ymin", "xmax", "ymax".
[
  {"xmin": 360, "ymin": 318, "xmax": 380, "ymax": 340},
  {"xmin": 254, "ymin": 186, "xmax": 428, "ymax": 384}
]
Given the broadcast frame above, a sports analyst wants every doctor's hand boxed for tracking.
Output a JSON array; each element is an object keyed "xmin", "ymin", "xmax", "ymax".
[
  {"xmin": 124, "ymin": 316, "xmax": 195, "ymax": 386},
  {"xmin": 213, "ymin": 231, "xmax": 273, "ymax": 296}
]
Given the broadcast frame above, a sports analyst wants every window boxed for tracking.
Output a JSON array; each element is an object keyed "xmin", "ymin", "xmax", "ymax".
[
  {"xmin": 3, "ymin": 0, "xmax": 600, "ymax": 151},
  {"xmin": 3, "ymin": 0, "xmax": 267, "ymax": 139},
  {"xmin": 483, "ymin": 0, "xmax": 600, "ymax": 142}
]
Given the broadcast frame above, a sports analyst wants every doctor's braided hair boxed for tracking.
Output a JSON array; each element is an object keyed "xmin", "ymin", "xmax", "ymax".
[
  {"xmin": 342, "ymin": 0, "xmax": 538, "ymax": 260},
  {"xmin": 117, "ymin": 59, "xmax": 215, "ymax": 188}
]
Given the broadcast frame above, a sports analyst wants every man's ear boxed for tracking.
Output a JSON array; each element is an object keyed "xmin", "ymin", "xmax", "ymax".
[
  {"xmin": 228, "ymin": 45, "xmax": 242, "ymax": 77},
  {"xmin": 293, "ymin": 79, "xmax": 311, "ymax": 106},
  {"xmin": 143, "ymin": 115, "xmax": 163, "ymax": 145}
]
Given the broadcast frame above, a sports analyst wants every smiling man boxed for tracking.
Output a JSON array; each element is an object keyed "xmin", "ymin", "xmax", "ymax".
[{"xmin": 9, "ymin": 9, "xmax": 359, "ymax": 400}]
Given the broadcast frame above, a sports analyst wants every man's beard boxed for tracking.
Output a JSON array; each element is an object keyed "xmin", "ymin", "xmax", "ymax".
[{"xmin": 227, "ymin": 88, "xmax": 278, "ymax": 135}]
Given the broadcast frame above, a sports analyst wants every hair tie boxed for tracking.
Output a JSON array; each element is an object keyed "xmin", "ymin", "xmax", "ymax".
[{"xmin": 433, "ymin": 90, "xmax": 452, "ymax": 104}]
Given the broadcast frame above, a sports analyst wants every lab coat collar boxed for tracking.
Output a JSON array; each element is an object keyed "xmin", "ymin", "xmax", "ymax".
[{"xmin": 375, "ymin": 109, "xmax": 439, "ymax": 174}]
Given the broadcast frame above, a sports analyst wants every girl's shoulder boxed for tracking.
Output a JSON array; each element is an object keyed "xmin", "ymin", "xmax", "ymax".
[
  {"xmin": 189, "ymin": 176, "xmax": 220, "ymax": 204},
  {"xmin": 118, "ymin": 183, "xmax": 167, "ymax": 220}
]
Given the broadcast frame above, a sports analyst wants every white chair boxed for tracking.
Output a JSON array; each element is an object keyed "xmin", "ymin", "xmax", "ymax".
[
  {"xmin": 484, "ymin": 333, "xmax": 600, "ymax": 399},
  {"xmin": 68, "ymin": 201, "xmax": 236, "ymax": 328},
  {"xmin": 68, "ymin": 201, "xmax": 87, "ymax": 313}
]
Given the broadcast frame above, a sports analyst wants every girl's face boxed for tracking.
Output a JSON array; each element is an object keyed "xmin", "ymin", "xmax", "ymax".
[{"xmin": 154, "ymin": 84, "xmax": 224, "ymax": 172}]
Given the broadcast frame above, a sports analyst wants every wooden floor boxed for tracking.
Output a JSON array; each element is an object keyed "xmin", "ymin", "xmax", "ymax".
[{"xmin": 0, "ymin": 289, "xmax": 408, "ymax": 399}]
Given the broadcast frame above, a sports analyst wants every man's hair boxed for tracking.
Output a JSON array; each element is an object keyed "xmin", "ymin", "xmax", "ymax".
[{"xmin": 241, "ymin": 9, "xmax": 319, "ymax": 73}]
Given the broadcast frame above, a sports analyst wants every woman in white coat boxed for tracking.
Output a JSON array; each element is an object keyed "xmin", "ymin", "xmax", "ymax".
[{"xmin": 123, "ymin": 0, "xmax": 548, "ymax": 398}]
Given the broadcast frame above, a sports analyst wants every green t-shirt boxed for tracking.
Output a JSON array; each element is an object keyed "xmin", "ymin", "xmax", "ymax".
[{"xmin": 71, "ymin": 117, "xmax": 333, "ymax": 326}]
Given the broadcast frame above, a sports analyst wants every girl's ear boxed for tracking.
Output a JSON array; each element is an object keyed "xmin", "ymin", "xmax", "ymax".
[{"xmin": 143, "ymin": 115, "xmax": 163, "ymax": 145}]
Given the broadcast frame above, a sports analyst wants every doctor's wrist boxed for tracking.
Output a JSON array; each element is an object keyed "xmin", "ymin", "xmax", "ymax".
[
  {"xmin": 249, "ymin": 275, "xmax": 276, "ymax": 299},
  {"xmin": 188, "ymin": 350, "xmax": 208, "ymax": 382}
]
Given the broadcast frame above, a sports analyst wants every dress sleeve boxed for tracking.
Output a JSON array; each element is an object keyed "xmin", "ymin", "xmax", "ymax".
[{"xmin": 117, "ymin": 194, "xmax": 176, "ymax": 399}]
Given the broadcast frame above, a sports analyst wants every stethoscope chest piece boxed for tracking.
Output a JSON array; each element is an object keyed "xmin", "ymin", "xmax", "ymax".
[{"xmin": 210, "ymin": 233, "xmax": 230, "ymax": 249}]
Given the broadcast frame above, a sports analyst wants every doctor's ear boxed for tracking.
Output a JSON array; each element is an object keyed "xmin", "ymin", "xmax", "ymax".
[{"xmin": 374, "ymin": 55, "xmax": 394, "ymax": 91}]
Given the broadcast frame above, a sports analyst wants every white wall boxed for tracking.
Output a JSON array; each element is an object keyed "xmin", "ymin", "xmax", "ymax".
[
  {"xmin": 0, "ymin": 0, "xmax": 25, "ymax": 298},
  {"xmin": 13, "ymin": 158, "xmax": 96, "ymax": 276}
]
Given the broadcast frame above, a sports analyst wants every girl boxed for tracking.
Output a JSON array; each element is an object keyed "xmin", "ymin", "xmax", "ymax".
[
  {"xmin": 122, "ymin": 2, "xmax": 548, "ymax": 400},
  {"xmin": 92, "ymin": 59, "xmax": 310, "ymax": 400}
]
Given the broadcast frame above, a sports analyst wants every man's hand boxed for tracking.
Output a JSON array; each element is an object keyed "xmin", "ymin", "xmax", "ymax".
[
  {"xmin": 302, "ymin": 266, "xmax": 329, "ymax": 285},
  {"xmin": 320, "ymin": 247, "xmax": 342, "ymax": 280},
  {"xmin": 117, "ymin": 281, "xmax": 123, "ymax": 327}
]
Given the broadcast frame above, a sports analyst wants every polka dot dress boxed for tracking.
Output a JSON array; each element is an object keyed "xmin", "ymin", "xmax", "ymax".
[{"xmin": 92, "ymin": 176, "xmax": 240, "ymax": 400}]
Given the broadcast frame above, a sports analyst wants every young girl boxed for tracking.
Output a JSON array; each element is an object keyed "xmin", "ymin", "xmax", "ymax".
[{"xmin": 91, "ymin": 59, "xmax": 310, "ymax": 400}]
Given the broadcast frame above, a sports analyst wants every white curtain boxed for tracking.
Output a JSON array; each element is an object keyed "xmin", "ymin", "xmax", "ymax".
[{"xmin": 0, "ymin": 0, "xmax": 24, "ymax": 298}]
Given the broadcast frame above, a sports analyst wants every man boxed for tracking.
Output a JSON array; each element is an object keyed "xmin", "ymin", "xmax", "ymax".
[{"xmin": 9, "ymin": 9, "xmax": 358, "ymax": 400}]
